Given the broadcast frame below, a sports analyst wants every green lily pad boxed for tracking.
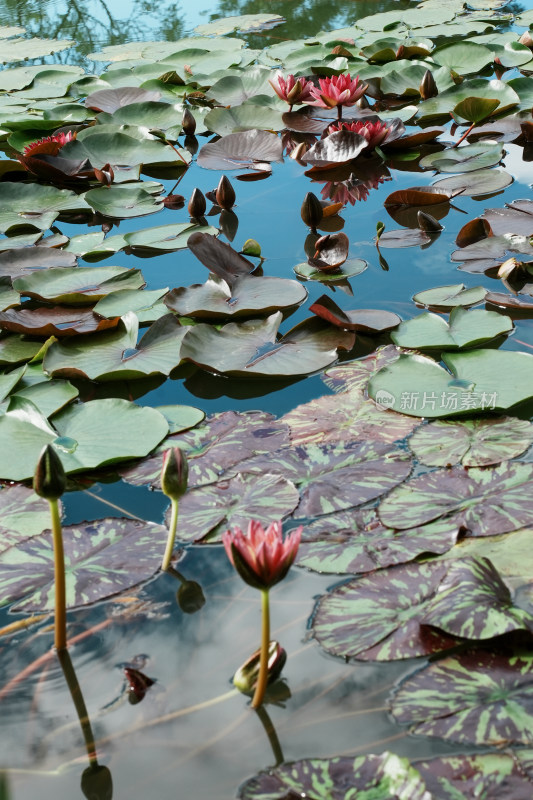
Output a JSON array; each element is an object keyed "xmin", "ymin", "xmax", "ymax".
[
  {"xmin": 233, "ymin": 440, "xmax": 411, "ymax": 518},
  {"xmin": 368, "ymin": 349, "xmax": 533, "ymax": 417},
  {"xmin": 168, "ymin": 472, "xmax": 299, "ymax": 544},
  {"xmin": 417, "ymin": 79, "xmax": 519, "ymax": 121},
  {"xmin": 61, "ymin": 127, "xmax": 190, "ymax": 169},
  {"xmin": 194, "ymin": 13, "xmax": 285, "ymax": 36},
  {"xmin": 431, "ymin": 41, "xmax": 495, "ymax": 73},
  {"xmin": 453, "ymin": 96, "xmax": 501, "ymax": 122},
  {"xmin": 123, "ymin": 223, "xmax": 217, "ymax": 253},
  {"xmin": 432, "ymin": 167, "xmax": 513, "ymax": 197},
  {"xmin": 239, "ymin": 752, "xmax": 430, "ymax": 800},
  {"xmin": 120, "ymin": 410, "xmax": 290, "ymax": 489},
  {"xmin": 165, "ymin": 274, "xmax": 307, "ymax": 320},
  {"xmin": 197, "ymin": 129, "xmax": 283, "ymax": 171},
  {"xmin": 297, "ymin": 509, "xmax": 459, "ymax": 574},
  {"xmin": 0, "ymin": 278, "xmax": 19, "ymax": 311},
  {"xmin": 93, "ymin": 288, "xmax": 169, "ymax": 323},
  {"xmin": 312, "ymin": 556, "xmax": 532, "ymax": 661},
  {"xmin": 84, "ymin": 184, "xmax": 165, "ymax": 219},
  {"xmin": 0, "ymin": 182, "xmax": 89, "ymax": 234},
  {"xmin": 379, "ymin": 461, "xmax": 533, "ymax": 536},
  {"xmin": 204, "ymin": 103, "xmax": 285, "ymax": 137},
  {"xmin": 391, "ymin": 650, "xmax": 533, "ymax": 745},
  {"xmin": 391, "ymin": 307, "xmax": 513, "ymax": 350},
  {"xmin": 0, "ymin": 37, "xmax": 74, "ymax": 64},
  {"xmin": 0, "ymin": 334, "xmax": 43, "ymax": 365},
  {"xmin": 43, "ymin": 312, "xmax": 187, "ymax": 381},
  {"xmin": 0, "ymin": 484, "xmax": 59, "ymax": 551},
  {"xmin": 0, "ymin": 517, "xmax": 168, "ymax": 612},
  {"xmin": 13, "ymin": 265, "xmax": 145, "ymax": 305},
  {"xmin": 12, "ymin": 378, "xmax": 79, "ymax": 418},
  {"xmin": 0, "ymin": 395, "xmax": 168, "ymax": 480},
  {"xmin": 293, "ymin": 258, "xmax": 367, "ymax": 281},
  {"xmin": 153, "ymin": 405, "xmax": 205, "ymax": 435},
  {"xmin": 412, "ymin": 284, "xmax": 487, "ymax": 310},
  {"xmin": 420, "ymin": 141, "xmax": 503, "ymax": 173},
  {"xmin": 409, "ymin": 417, "xmax": 533, "ymax": 466}
]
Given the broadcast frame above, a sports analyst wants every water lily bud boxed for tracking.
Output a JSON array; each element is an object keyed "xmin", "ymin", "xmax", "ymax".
[
  {"xmin": 355, "ymin": 94, "xmax": 370, "ymax": 109},
  {"xmin": 176, "ymin": 580, "xmax": 206, "ymax": 614},
  {"xmin": 301, "ymin": 192, "xmax": 323, "ymax": 228},
  {"xmin": 419, "ymin": 69, "xmax": 438, "ymax": 101},
  {"xmin": 163, "ymin": 193, "xmax": 185, "ymax": 210},
  {"xmin": 94, "ymin": 163, "xmax": 114, "ymax": 186},
  {"xmin": 161, "ymin": 447, "xmax": 188, "ymax": 501},
  {"xmin": 233, "ymin": 641, "xmax": 287, "ymax": 694},
  {"xmin": 188, "ymin": 187, "xmax": 206, "ymax": 218},
  {"xmin": 520, "ymin": 30, "xmax": 533, "ymax": 49},
  {"xmin": 81, "ymin": 764, "xmax": 113, "ymax": 800},
  {"xmin": 241, "ymin": 238, "xmax": 261, "ymax": 257},
  {"xmin": 417, "ymin": 211, "xmax": 443, "ymax": 232},
  {"xmin": 215, "ymin": 175, "xmax": 236, "ymax": 210},
  {"xmin": 33, "ymin": 443, "xmax": 66, "ymax": 501},
  {"xmin": 181, "ymin": 107, "xmax": 196, "ymax": 135}
]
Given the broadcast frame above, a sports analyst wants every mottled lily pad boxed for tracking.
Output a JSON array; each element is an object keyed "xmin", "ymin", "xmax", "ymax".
[
  {"xmin": 391, "ymin": 650, "xmax": 533, "ymax": 745},
  {"xmin": 167, "ymin": 472, "xmax": 299, "ymax": 544},
  {"xmin": 0, "ymin": 517, "xmax": 168, "ymax": 612},
  {"xmin": 120, "ymin": 410, "xmax": 290, "ymax": 489},
  {"xmin": 417, "ymin": 752, "xmax": 533, "ymax": 800},
  {"xmin": 409, "ymin": 417, "xmax": 533, "ymax": 467},
  {"xmin": 239, "ymin": 752, "xmax": 431, "ymax": 800},
  {"xmin": 379, "ymin": 461, "xmax": 533, "ymax": 536}
]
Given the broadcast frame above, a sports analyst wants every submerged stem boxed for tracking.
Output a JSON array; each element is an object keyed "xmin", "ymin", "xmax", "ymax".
[
  {"xmin": 57, "ymin": 649, "xmax": 98, "ymax": 766},
  {"xmin": 251, "ymin": 589, "xmax": 270, "ymax": 709},
  {"xmin": 50, "ymin": 498, "xmax": 67, "ymax": 651},
  {"xmin": 162, "ymin": 498, "xmax": 179, "ymax": 571}
]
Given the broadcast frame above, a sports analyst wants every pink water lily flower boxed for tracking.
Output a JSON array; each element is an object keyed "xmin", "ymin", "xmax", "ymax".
[
  {"xmin": 308, "ymin": 74, "xmax": 368, "ymax": 115},
  {"xmin": 269, "ymin": 72, "xmax": 315, "ymax": 106},
  {"xmin": 23, "ymin": 130, "xmax": 75, "ymax": 157},
  {"xmin": 328, "ymin": 119, "xmax": 390, "ymax": 150},
  {"xmin": 223, "ymin": 520, "xmax": 302, "ymax": 590}
]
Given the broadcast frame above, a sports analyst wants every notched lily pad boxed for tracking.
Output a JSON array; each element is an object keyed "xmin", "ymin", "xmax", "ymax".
[
  {"xmin": 413, "ymin": 284, "xmax": 487, "ymax": 310},
  {"xmin": 0, "ymin": 306, "xmax": 120, "ymax": 337},
  {"xmin": 13, "ymin": 265, "xmax": 145, "ymax": 305},
  {"xmin": 197, "ymin": 129, "xmax": 283, "ymax": 171},
  {"xmin": 391, "ymin": 307, "xmax": 513, "ymax": 350}
]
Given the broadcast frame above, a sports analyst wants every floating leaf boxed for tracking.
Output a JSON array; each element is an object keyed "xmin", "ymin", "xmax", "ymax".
[
  {"xmin": 302, "ymin": 131, "xmax": 368, "ymax": 167},
  {"xmin": 197, "ymin": 129, "xmax": 283, "ymax": 171},
  {"xmin": 0, "ymin": 334, "xmax": 42, "ymax": 365},
  {"xmin": 412, "ymin": 284, "xmax": 487, "ymax": 310},
  {"xmin": 62, "ymin": 127, "xmax": 190, "ymax": 170},
  {"xmin": 123, "ymin": 223, "xmax": 217, "ymax": 254},
  {"xmin": 165, "ymin": 274, "xmax": 306, "ymax": 320},
  {"xmin": 293, "ymin": 258, "xmax": 367, "ymax": 282},
  {"xmin": 417, "ymin": 752, "xmax": 533, "ymax": 800},
  {"xmin": 44, "ymin": 312, "xmax": 187, "ymax": 381},
  {"xmin": 391, "ymin": 307, "xmax": 513, "ymax": 350},
  {"xmin": 420, "ymin": 141, "xmax": 503, "ymax": 173},
  {"xmin": 0, "ymin": 517, "xmax": 168, "ymax": 612},
  {"xmin": 323, "ymin": 345, "xmax": 401, "ymax": 395},
  {"xmin": 0, "ymin": 306, "xmax": 120, "ymax": 337},
  {"xmin": 377, "ymin": 229, "xmax": 431, "ymax": 248},
  {"xmin": 85, "ymin": 87, "xmax": 162, "ymax": 112},
  {"xmin": 309, "ymin": 295, "xmax": 401, "ymax": 332},
  {"xmin": 297, "ymin": 509, "xmax": 459, "ymax": 574},
  {"xmin": 0, "ymin": 246, "xmax": 77, "ymax": 280},
  {"xmin": 432, "ymin": 167, "xmax": 513, "ymax": 197},
  {"xmin": 453, "ymin": 96, "xmax": 501, "ymax": 122},
  {"xmin": 417, "ymin": 79, "xmax": 519, "ymax": 121},
  {"xmin": 379, "ymin": 461, "xmax": 533, "ymax": 536},
  {"xmin": 0, "ymin": 484, "xmax": 58, "ymax": 551},
  {"xmin": 187, "ymin": 232, "xmax": 256, "ymax": 282},
  {"xmin": 409, "ymin": 417, "xmax": 533, "ymax": 467},
  {"xmin": 204, "ymin": 104, "xmax": 285, "ymax": 137},
  {"xmin": 0, "ymin": 182, "xmax": 88, "ymax": 234},
  {"xmin": 391, "ymin": 650, "xmax": 533, "ymax": 745},
  {"xmin": 239, "ymin": 752, "xmax": 431, "ymax": 800},
  {"xmin": 121, "ymin": 410, "xmax": 289, "ymax": 490},
  {"xmin": 234, "ymin": 440, "xmax": 411, "ymax": 518},
  {"xmin": 84, "ymin": 184, "xmax": 165, "ymax": 219},
  {"xmin": 92, "ymin": 288, "xmax": 169, "ymax": 323},
  {"xmin": 13, "ymin": 265, "xmax": 145, "ymax": 305},
  {"xmin": 168, "ymin": 472, "xmax": 299, "ymax": 543},
  {"xmin": 384, "ymin": 186, "xmax": 453, "ymax": 207},
  {"xmin": 180, "ymin": 312, "xmax": 355, "ymax": 378},
  {"xmin": 194, "ymin": 13, "xmax": 285, "ymax": 35},
  {"xmin": 485, "ymin": 291, "xmax": 533, "ymax": 312}
]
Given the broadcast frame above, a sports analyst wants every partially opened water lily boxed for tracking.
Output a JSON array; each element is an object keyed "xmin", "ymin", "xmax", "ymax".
[
  {"xmin": 328, "ymin": 119, "xmax": 390, "ymax": 150},
  {"xmin": 308, "ymin": 74, "xmax": 368, "ymax": 120},
  {"xmin": 269, "ymin": 72, "xmax": 314, "ymax": 108},
  {"xmin": 23, "ymin": 130, "xmax": 76, "ymax": 156},
  {"xmin": 223, "ymin": 520, "xmax": 302, "ymax": 708}
]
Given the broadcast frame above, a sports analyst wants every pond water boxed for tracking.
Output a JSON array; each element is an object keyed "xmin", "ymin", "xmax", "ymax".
[{"xmin": 2, "ymin": 0, "xmax": 533, "ymax": 798}]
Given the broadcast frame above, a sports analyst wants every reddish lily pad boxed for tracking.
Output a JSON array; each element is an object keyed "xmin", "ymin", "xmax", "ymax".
[
  {"xmin": 377, "ymin": 228, "xmax": 432, "ymax": 248},
  {"xmin": 85, "ymin": 87, "xmax": 162, "ymax": 112},
  {"xmin": 485, "ymin": 291, "xmax": 533, "ymax": 312},
  {"xmin": 384, "ymin": 186, "xmax": 454, "ymax": 207},
  {"xmin": 391, "ymin": 650, "xmax": 533, "ymax": 745},
  {"xmin": 180, "ymin": 312, "xmax": 355, "ymax": 378},
  {"xmin": 297, "ymin": 508, "xmax": 459, "ymax": 574},
  {"xmin": 312, "ymin": 557, "xmax": 533, "ymax": 661},
  {"xmin": 302, "ymin": 130, "xmax": 368, "ymax": 167},
  {"xmin": 308, "ymin": 232, "xmax": 349, "ymax": 271},
  {"xmin": 310, "ymin": 295, "xmax": 401, "ymax": 332},
  {"xmin": 197, "ymin": 129, "xmax": 283, "ymax": 171},
  {"xmin": 187, "ymin": 232, "xmax": 256, "ymax": 282},
  {"xmin": 0, "ymin": 306, "xmax": 120, "ymax": 337},
  {"xmin": 378, "ymin": 461, "xmax": 533, "ymax": 536},
  {"xmin": 0, "ymin": 517, "xmax": 169, "ymax": 612},
  {"xmin": 239, "ymin": 752, "xmax": 431, "ymax": 800},
  {"xmin": 322, "ymin": 345, "xmax": 402, "ymax": 395},
  {"xmin": 417, "ymin": 752, "xmax": 533, "ymax": 800},
  {"xmin": 120, "ymin": 410, "xmax": 290, "ymax": 490},
  {"xmin": 167, "ymin": 472, "xmax": 299, "ymax": 544},
  {"xmin": 164, "ymin": 274, "xmax": 307, "ymax": 319},
  {"xmin": 409, "ymin": 417, "xmax": 533, "ymax": 467},
  {"xmin": 233, "ymin": 440, "xmax": 411, "ymax": 518}
]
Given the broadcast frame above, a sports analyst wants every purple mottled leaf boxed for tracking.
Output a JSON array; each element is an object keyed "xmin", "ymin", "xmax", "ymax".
[
  {"xmin": 378, "ymin": 462, "xmax": 533, "ymax": 536},
  {"xmin": 391, "ymin": 650, "xmax": 533, "ymax": 745},
  {"xmin": 239, "ymin": 751, "xmax": 431, "ymax": 800},
  {"xmin": 166, "ymin": 472, "xmax": 299, "ymax": 543},
  {"xmin": 120, "ymin": 410, "xmax": 290, "ymax": 489},
  {"xmin": 321, "ymin": 345, "xmax": 402, "ymax": 395},
  {"xmin": 417, "ymin": 752, "xmax": 533, "ymax": 800},
  {"xmin": 0, "ymin": 517, "xmax": 169, "ymax": 612},
  {"xmin": 234, "ymin": 440, "xmax": 411, "ymax": 518},
  {"xmin": 0, "ymin": 484, "xmax": 61, "ymax": 552}
]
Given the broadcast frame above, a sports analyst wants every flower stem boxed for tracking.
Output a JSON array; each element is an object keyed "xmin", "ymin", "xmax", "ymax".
[
  {"xmin": 337, "ymin": 104, "xmax": 342, "ymax": 121},
  {"xmin": 162, "ymin": 498, "xmax": 179, "ymax": 571},
  {"xmin": 50, "ymin": 498, "xmax": 67, "ymax": 651},
  {"xmin": 251, "ymin": 589, "xmax": 270, "ymax": 709},
  {"xmin": 454, "ymin": 121, "xmax": 476, "ymax": 147}
]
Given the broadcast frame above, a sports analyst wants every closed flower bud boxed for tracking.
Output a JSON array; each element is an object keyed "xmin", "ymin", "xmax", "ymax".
[
  {"xmin": 419, "ymin": 69, "xmax": 438, "ymax": 101},
  {"xmin": 233, "ymin": 641, "xmax": 286, "ymax": 694},
  {"xmin": 215, "ymin": 175, "xmax": 236, "ymax": 210},
  {"xmin": 81, "ymin": 764, "xmax": 113, "ymax": 800},
  {"xmin": 176, "ymin": 580, "xmax": 206, "ymax": 614},
  {"xmin": 163, "ymin": 193, "xmax": 185, "ymax": 210},
  {"xmin": 181, "ymin": 107, "xmax": 196, "ymax": 135},
  {"xmin": 241, "ymin": 238, "xmax": 261, "ymax": 257},
  {"xmin": 417, "ymin": 210, "xmax": 442, "ymax": 232},
  {"xmin": 161, "ymin": 447, "xmax": 188, "ymax": 501},
  {"xmin": 520, "ymin": 30, "xmax": 533, "ymax": 49},
  {"xmin": 33, "ymin": 443, "xmax": 66, "ymax": 500},
  {"xmin": 301, "ymin": 192, "xmax": 323, "ymax": 228},
  {"xmin": 188, "ymin": 187, "xmax": 206, "ymax": 218}
]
